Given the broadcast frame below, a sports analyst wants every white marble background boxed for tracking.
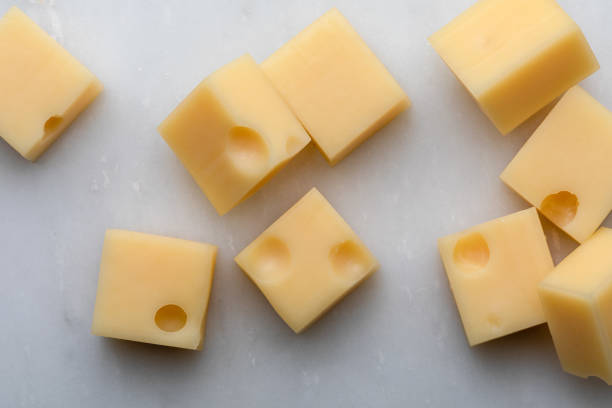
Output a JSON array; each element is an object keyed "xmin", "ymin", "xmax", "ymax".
[{"xmin": 0, "ymin": 0, "xmax": 611, "ymax": 406}]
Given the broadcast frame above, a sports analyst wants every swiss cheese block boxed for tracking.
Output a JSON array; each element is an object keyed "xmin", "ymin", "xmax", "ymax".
[
  {"xmin": 438, "ymin": 208, "xmax": 553, "ymax": 346},
  {"xmin": 501, "ymin": 86, "xmax": 612, "ymax": 243},
  {"xmin": 429, "ymin": 0, "xmax": 599, "ymax": 135},
  {"xmin": 0, "ymin": 7, "xmax": 102, "ymax": 161},
  {"xmin": 92, "ymin": 230, "xmax": 217, "ymax": 350},
  {"xmin": 158, "ymin": 54, "xmax": 310, "ymax": 215},
  {"xmin": 539, "ymin": 228, "xmax": 612, "ymax": 385},
  {"xmin": 261, "ymin": 8, "xmax": 409, "ymax": 165},
  {"xmin": 235, "ymin": 188, "xmax": 378, "ymax": 333}
]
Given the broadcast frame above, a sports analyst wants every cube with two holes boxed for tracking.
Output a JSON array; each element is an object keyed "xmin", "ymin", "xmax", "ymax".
[{"xmin": 235, "ymin": 188, "xmax": 379, "ymax": 333}]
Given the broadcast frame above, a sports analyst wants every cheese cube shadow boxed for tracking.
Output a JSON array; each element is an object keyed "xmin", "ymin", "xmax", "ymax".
[
  {"xmin": 92, "ymin": 230, "xmax": 217, "ymax": 350},
  {"xmin": 158, "ymin": 54, "xmax": 310, "ymax": 215},
  {"xmin": 235, "ymin": 188, "xmax": 379, "ymax": 333},
  {"xmin": 438, "ymin": 208, "xmax": 554, "ymax": 346}
]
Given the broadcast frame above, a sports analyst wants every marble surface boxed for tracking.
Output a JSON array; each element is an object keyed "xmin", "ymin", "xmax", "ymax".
[{"xmin": 1, "ymin": 0, "xmax": 611, "ymax": 406}]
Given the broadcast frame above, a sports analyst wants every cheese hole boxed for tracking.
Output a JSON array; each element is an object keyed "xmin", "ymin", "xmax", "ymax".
[
  {"xmin": 330, "ymin": 240, "xmax": 369, "ymax": 280},
  {"xmin": 453, "ymin": 233, "xmax": 489, "ymax": 271},
  {"xmin": 540, "ymin": 191, "xmax": 578, "ymax": 227},
  {"xmin": 44, "ymin": 116, "xmax": 63, "ymax": 135},
  {"xmin": 227, "ymin": 126, "xmax": 269, "ymax": 174},
  {"xmin": 250, "ymin": 237, "xmax": 290, "ymax": 284},
  {"xmin": 155, "ymin": 304, "xmax": 187, "ymax": 332}
]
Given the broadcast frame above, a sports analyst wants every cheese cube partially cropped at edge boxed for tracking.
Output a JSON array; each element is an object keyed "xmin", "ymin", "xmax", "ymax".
[
  {"xmin": 92, "ymin": 230, "xmax": 217, "ymax": 350},
  {"xmin": 159, "ymin": 54, "xmax": 310, "ymax": 215},
  {"xmin": 539, "ymin": 228, "xmax": 612, "ymax": 385},
  {"xmin": 262, "ymin": 8, "xmax": 409, "ymax": 166},
  {"xmin": 501, "ymin": 86, "xmax": 612, "ymax": 243},
  {"xmin": 235, "ymin": 188, "xmax": 379, "ymax": 333},
  {"xmin": 0, "ymin": 7, "xmax": 102, "ymax": 161},
  {"xmin": 438, "ymin": 208, "xmax": 554, "ymax": 346},
  {"xmin": 429, "ymin": 0, "xmax": 598, "ymax": 135}
]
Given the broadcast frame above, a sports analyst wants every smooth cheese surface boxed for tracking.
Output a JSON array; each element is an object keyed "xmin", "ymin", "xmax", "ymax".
[
  {"xmin": 0, "ymin": 7, "xmax": 102, "ymax": 161},
  {"xmin": 92, "ymin": 230, "xmax": 217, "ymax": 350},
  {"xmin": 262, "ymin": 8, "xmax": 409, "ymax": 165},
  {"xmin": 501, "ymin": 86, "xmax": 612, "ymax": 243},
  {"xmin": 429, "ymin": 0, "xmax": 598, "ymax": 134},
  {"xmin": 235, "ymin": 188, "xmax": 378, "ymax": 333},
  {"xmin": 539, "ymin": 228, "xmax": 612, "ymax": 385},
  {"xmin": 438, "ymin": 208, "xmax": 553, "ymax": 346},
  {"xmin": 158, "ymin": 54, "xmax": 310, "ymax": 215}
]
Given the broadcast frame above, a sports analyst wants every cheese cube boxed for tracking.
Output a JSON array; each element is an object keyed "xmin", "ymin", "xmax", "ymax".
[
  {"xmin": 261, "ymin": 8, "xmax": 409, "ymax": 166},
  {"xmin": 437, "ymin": 208, "xmax": 554, "ymax": 346},
  {"xmin": 158, "ymin": 54, "xmax": 310, "ymax": 215},
  {"xmin": 501, "ymin": 86, "xmax": 612, "ymax": 243},
  {"xmin": 92, "ymin": 230, "xmax": 217, "ymax": 350},
  {"xmin": 539, "ymin": 228, "xmax": 612, "ymax": 385},
  {"xmin": 429, "ymin": 0, "xmax": 599, "ymax": 135},
  {"xmin": 0, "ymin": 7, "xmax": 102, "ymax": 161},
  {"xmin": 235, "ymin": 188, "xmax": 378, "ymax": 333}
]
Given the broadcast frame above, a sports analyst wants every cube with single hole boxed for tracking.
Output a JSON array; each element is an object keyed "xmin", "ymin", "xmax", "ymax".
[
  {"xmin": 501, "ymin": 86, "xmax": 612, "ymax": 243},
  {"xmin": 437, "ymin": 208, "xmax": 554, "ymax": 346},
  {"xmin": 92, "ymin": 230, "xmax": 217, "ymax": 350},
  {"xmin": 539, "ymin": 228, "xmax": 612, "ymax": 385},
  {"xmin": 0, "ymin": 7, "xmax": 102, "ymax": 161},
  {"xmin": 429, "ymin": 0, "xmax": 598, "ymax": 135},
  {"xmin": 261, "ymin": 8, "xmax": 409, "ymax": 166},
  {"xmin": 235, "ymin": 188, "xmax": 379, "ymax": 333},
  {"xmin": 158, "ymin": 54, "xmax": 310, "ymax": 215}
]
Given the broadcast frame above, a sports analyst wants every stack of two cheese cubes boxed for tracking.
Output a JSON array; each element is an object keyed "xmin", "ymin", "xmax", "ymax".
[
  {"xmin": 433, "ymin": 0, "xmax": 612, "ymax": 385},
  {"xmin": 92, "ymin": 9, "xmax": 408, "ymax": 349}
]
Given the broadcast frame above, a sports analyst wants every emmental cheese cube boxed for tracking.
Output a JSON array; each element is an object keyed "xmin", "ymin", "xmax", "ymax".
[
  {"xmin": 0, "ymin": 7, "xmax": 102, "ymax": 161},
  {"xmin": 438, "ymin": 208, "xmax": 554, "ymax": 346},
  {"xmin": 235, "ymin": 188, "xmax": 378, "ymax": 333},
  {"xmin": 261, "ymin": 8, "xmax": 409, "ymax": 166},
  {"xmin": 429, "ymin": 0, "xmax": 599, "ymax": 135},
  {"xmin": 501, "ymin": 86, "xmax": 612, "ymax": 243},
  {"xmin": 92, "ymin": 230, "xmax": 217, "ymax": 350},
  {"xmin": 158, "ymin": 54, "xmax": 310, "ymax": 215},
  {"xmin": 539, "ymin": 228, "xmax": 612, "ymax": 385}
]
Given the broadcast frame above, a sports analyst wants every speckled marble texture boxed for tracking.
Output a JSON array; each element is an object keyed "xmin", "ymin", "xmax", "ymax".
[{"xmin": 0, "ymin": 0, "xmax": 611, "ymax": 406}]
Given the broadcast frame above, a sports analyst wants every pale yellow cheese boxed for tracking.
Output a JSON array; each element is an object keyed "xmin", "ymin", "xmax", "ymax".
[
  {"xmin": 438, "ymin": 208, "xmax": 553, "ymax": 346},
  {"xmin": 235, "ymin": 188, "xmax": 378, "ymax": 333},
  {"xmin": 501, "ymin": 86, "xmax": 612, "ymax": 243},
  {"xmin": 158, "ymin": 54, "xmax": 310, "ymax": 215},
  {"xmin": 539, "ymin": 228, "xmax": 612, "ymax": 385},
  {"xmin": 0, "ymin": 7, "xmax": 102, "ymax": 161},
  {"xmin": 261, "ymin": 8, "xmax": 409, "ymax": 166},
  {"xmin": 92, "ymin": 230, "xmax": 217, "ymax": 350},
  {"xmin": 429, "ymin": 0, "xmax": 598, "ymax": 135}
]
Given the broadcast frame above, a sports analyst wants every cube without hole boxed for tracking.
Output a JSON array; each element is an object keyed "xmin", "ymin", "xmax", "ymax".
[
  {"xmin": 429, "ymin": 0, "xmax": 598, "ymax": 134},
  {"xmin": 539, "ymin": 228, "xmax": 612, "ymax": 385}
]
